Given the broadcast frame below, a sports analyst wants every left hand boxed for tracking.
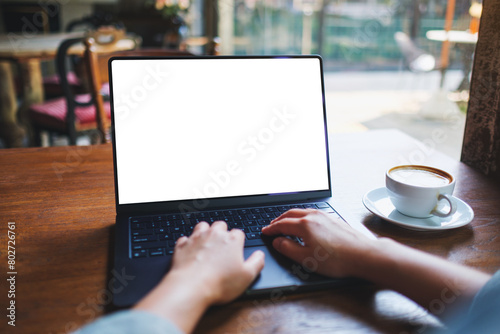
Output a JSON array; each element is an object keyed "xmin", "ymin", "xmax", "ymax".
[
  {"xmin": 171, "ymin": 221, "xmax": 265, "ymax": 304},
  {"xmin": 134, "ymin": 221, "xmax": 265, "ymax": 333}
]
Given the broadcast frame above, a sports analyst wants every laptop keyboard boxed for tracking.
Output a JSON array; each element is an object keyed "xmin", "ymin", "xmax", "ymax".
[{"xmin": 129, "ymin": 202, "xmax": 339, "ymax": 259}]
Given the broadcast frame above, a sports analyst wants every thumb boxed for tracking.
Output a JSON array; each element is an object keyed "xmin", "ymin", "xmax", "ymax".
[{"xmin": 243, "ymin": 250, "xmax": 265, "ymax": 279}]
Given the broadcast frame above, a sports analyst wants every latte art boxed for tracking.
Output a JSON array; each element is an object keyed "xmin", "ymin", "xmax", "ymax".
[{"xmin": 390, "ymin": 168, "xmax": 451, "ymax": 187}]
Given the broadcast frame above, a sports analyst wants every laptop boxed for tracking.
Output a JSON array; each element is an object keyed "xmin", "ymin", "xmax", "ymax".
[{"xmin": 109, "ymin": 55, "xmax": 368, "ymax": 307}]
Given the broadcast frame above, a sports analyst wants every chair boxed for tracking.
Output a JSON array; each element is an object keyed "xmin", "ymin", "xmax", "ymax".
[
  {"xmin": 42, "ymin": 12, "xmax": 125, "ymax": 99},
  {"xmin": 394, "ymin": 32, "xmax": 438, "ymax": 73},
  {"xmin": 29, "ymin": 28, "xmax": 138, "ymax": 146},
  {"xmin": 394, "ymin": 32, "xmax": 461, "ymax": 120}
]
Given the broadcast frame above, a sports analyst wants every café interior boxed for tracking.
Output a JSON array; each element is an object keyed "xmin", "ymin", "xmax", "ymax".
[{"xmin": 0, "ymin": 0, "xmax": 499, "ymax": 333}]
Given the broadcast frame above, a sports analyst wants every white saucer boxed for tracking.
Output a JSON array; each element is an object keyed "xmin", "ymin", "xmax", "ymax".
[{"xmin": 362, "ymin": 187, "xmax": 474, "ymax": 231}]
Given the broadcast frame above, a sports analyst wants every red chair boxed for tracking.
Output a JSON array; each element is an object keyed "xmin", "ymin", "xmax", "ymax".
[{"xmin": 29, "ymin": 28, "xmax": 136, "ymax": 146}]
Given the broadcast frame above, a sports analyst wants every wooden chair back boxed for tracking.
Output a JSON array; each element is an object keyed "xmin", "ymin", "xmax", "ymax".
[{"xmin": 53, "ymin": 27, "xmax": 138, "ymax": 143}]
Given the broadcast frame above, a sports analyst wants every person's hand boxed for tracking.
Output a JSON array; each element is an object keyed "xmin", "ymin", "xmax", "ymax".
[
  {"xmin": 134, "ymin": 221, "xmax": 264, "ymax": 333},
  {"xmin": 261, "ymin": 209, "xmax": 377, "ymax": 278},
  {"xmin": 263, "ymin": 209, "xmax": 493, "ymax": 319},
  {"xmin": 171, "ymin": 221, "xmax": 265, "ymax": 304}
]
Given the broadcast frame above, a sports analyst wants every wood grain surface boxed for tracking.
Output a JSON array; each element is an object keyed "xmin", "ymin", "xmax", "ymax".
[{"xmin": 1, "ymin": 129, "xmax": 499, "ymax": 334}]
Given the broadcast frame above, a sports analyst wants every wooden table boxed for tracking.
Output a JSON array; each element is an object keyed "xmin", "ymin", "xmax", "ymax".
[
  {"xmin": 426, "ymin": 30, "xmax": 478, "ymax": 91},
  {"xmin": 1, "ymin": 129, "xmax": 499, "ymax": 334}
]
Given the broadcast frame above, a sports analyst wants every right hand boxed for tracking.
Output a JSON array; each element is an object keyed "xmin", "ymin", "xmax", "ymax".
[{"xmin": 261, "ymin": 209, "xmax": 377, "ymax": 278}]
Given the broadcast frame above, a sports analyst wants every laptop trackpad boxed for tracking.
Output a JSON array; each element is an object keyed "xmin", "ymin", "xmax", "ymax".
[{"xmin": 244, "ymin": 242, "xmax": 331, "ymax": 293}]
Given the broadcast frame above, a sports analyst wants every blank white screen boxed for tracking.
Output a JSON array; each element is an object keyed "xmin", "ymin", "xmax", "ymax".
[{"xmin": 111, "ymin": 58, "xmax": 329, "ymax": 205}]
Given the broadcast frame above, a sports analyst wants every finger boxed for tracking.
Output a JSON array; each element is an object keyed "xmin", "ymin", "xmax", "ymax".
[
  {"xmin": 261, "ymin": 218, "xmax": 307, "ymax": 238},
  {"xmin": 272, "ymin": 237, "xmax": 308, "ymax": 264},
  {"xmin": 243, "ymin": 250, "xmax": 265, "ymax": 280},
  {"xmin": 229, "ymin": 228, "xmax": 246, "ymax": 244},
  {"xmin": 271, "ymin": 208, "xmax": 309, "ymax": 224},
  {"xmin": 211, "ymin": 220, "xmax": 228, "ymax": 231},
  {"xmin": 193, "ymin": 221, "xmax": 210, "ymax": 234},
  {"xmin": 175, "ymin": 236, "xmax": 188, "ymax": 247}
]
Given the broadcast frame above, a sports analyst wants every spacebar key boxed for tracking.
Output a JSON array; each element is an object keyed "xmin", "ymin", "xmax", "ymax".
[{"xmin": 244, "ymin": 238, "xmax": 265, "ymax": 247}]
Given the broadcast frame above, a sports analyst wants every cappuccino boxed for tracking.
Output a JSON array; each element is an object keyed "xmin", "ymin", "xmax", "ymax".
[
  {"xmin": 389, "ymin": 167, "xmax": 451, "ymax": 187},
  {"xmin": 386, "ymin": 165, "xmax": 457, "ymax": 218}
]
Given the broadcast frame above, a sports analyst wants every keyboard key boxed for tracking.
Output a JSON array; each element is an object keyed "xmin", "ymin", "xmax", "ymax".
[
  {"xmin": 290, "ymin": 204, "xmax": 304, "ymax": 209},
  {"xmin": 246, "ymin": 232, "xmax": 260, "ymax": 240},
  {"xmin": 244, "ymin": 238, "xmax": 265, "ymax": 247},
  {"xmin": 131, "ymin": 222, "xmax": 143, "ymax": 229},
  {"xmin": 160, "ymin": 221, "xmax": 171, "ymax": 228},
  {"xmin": 132, "ymin": 249, "xmax": 147, "ymax": 258},
  {"xmin": 172, "ymin": 226, "xmax": 185, "ymax": 233},
  {"xmin": 173, "ymin": 233, "xmax": 186, "ymax": 239},
  {"xmin": 132, "ymin": 228, "xmax": 154, "ymax": 236},
  {"xmin": 315, "ymin": 202, "xmax": 330, "ymax": 209},
  {"xmin": 243, "ymin": 220, "xmax": 258, "ymax": 226},
  {"xmin": 251, "ymin": 208, "xmax": 264, "ymax": 214},
  {"xmin": 278, "ymin": 205, "xmax": 291, "ymax": 212},
  {"xmin": 145, "ymin": 222, "xmax": 159, "ymax": 229},
  {"xmin": 237, "ymin": 209, "xmax": 251, "ymax": 215},
  {"xmin": 135, "ymin": 216, "xmax": 152, "ymax": 222},
  {"xmin": 261, "ymin": 213, "xmax": 274, "ymax": 219},
  {"xmin": 149, "ymin": 248, "xmax": 164, "ymax": 257},
  {"xmin": 159, "ymin": 233, "xmax": 173, "ymax": 240},
  {"xmin": 256, "ymin": 218, "xmax": 267, "ymax": 225},
  {"xmin": 229, "ymin": 221, "xmax": 244, "ymax": 228},
  {"xmin": 250, "ymin": 226, "xmax": 261, "ymax": 232},
  {"xmin": 209, "ymin": 211, "xmax": 222, "ymax": 217},
  {"xmin": 303, "ymin": 204, "xmax": 316, "ymax": 209},
  {"xmin": 195, "ymin": 212, "xmax": 208, "ymax": 218},
  {"xmin": 182, "ymin": 213, "xmax": 195, "ymax": 219},
  {"xmin": 132, "ymin": 235, "xmax": 155, "ymax": 243},
  {"xmin": 264, "ymin": 207, "xmax": 277, "ymax": 212}
]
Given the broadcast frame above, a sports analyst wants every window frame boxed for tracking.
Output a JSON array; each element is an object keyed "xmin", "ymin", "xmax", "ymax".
[{"xmin": 462, "ymin": 0, "xmax": 500, "ymax": 181}]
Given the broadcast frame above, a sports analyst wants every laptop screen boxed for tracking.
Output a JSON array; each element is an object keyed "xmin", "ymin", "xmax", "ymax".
[{"xmin": 110, "ymin": 56, "xmax": 330, "ymax": 205}]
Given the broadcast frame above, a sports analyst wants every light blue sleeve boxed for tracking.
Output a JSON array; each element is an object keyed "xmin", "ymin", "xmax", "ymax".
[
  {"xmin": 449, "ymin": 269, "xmax": 500, "ymax": 334},
  {"xmin": 73, "ymin": 310, "xmax": 184, "ymax": 334}
]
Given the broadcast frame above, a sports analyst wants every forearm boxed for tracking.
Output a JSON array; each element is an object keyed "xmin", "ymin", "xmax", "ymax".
[
  {"xmin": 356, "ymin": 238, "xmax": 491, "ymax": 314},
  {"xmin": 133, "ymin": 271, "xmax": 211, "ymax": 334}
]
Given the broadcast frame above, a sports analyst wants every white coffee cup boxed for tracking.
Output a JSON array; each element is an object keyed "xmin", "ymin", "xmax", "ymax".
[{"xmin": 385, "ymin": 165, "xmax": 457, "ymax": 218}]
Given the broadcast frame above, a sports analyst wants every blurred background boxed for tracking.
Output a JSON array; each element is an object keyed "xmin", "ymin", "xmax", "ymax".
[{"xmin": 0, "ymin": 0, "xmax": 482, "ymax": 159}]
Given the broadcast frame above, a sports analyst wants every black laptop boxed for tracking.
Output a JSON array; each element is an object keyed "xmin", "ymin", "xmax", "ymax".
[{"xmin": 110, "ymin": 55, "xmax": 356, "ymax": 306}]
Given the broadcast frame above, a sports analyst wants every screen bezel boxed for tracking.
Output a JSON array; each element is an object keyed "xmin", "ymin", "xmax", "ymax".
[{"xmin": 109, "ymin": 55, "xmax": 332, "ymax": 215}]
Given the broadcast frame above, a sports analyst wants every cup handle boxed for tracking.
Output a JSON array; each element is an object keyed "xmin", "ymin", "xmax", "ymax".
[{"xmin": 432, "ymin": 194, "xmax": 457, "ymax": 217}]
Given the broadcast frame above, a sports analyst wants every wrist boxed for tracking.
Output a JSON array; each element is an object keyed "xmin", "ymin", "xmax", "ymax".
[
  {"xmin": 349, "ymin": 237, "xmax": 398, "ymax": 280},
  {"xmin": 163, "ymin": 268, "xmax": 214, "ymax": 309},
  {"xmin": 134, "ymin": 268, "xmax": 213, "ymax": 333}
]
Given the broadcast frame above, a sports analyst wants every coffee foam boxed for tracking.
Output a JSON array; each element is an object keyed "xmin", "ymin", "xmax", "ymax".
[{"xmin": 390, "ymin": 168, "xmax": 450, "ymax": 187}]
